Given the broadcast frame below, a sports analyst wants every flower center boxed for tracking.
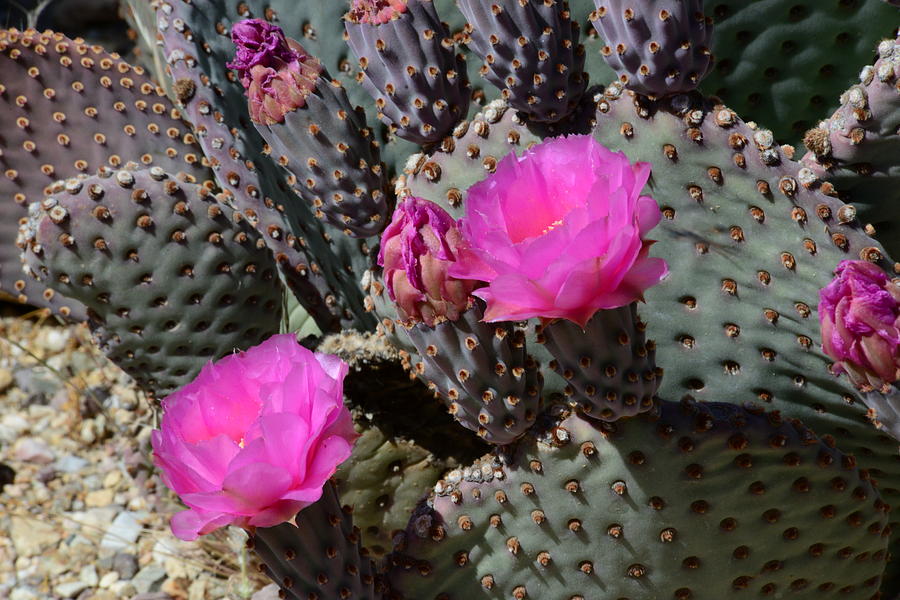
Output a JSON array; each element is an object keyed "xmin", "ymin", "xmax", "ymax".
[{"xmin": 542, "ymin": 218, "xmax": 564, "ymax": 235}]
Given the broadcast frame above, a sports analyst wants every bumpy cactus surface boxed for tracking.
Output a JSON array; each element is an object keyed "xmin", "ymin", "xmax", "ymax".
[{"xmin": 2, "ymin": 1, "xmax": 900, "ymax": 599}]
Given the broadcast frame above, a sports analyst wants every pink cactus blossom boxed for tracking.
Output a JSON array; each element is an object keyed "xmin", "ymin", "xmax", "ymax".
[
  {"xmin": 819, "ymin": 260, "xmax": 900, "ymax": 391},
  {"xmin": 347, "ymin": 0, "xmax": 408, "ymax": 25},
  {"xmin": 229, "ymin": 19, "xmax": 322, "ymax": 124},
  {"xmin": 449, "ymin": 135, "xmax": 668, "ymax": 326},
  {"xmin": 378, "ymin": 197, "xmax": 477, "ymax": 326},
  {"xmin": 151, "ymin": 334, "xmax": 356, "ymax": 540}
]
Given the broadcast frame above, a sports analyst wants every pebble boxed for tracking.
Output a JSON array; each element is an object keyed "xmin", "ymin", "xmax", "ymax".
[
  {"xmin": 9, "ymin": 515, "xmax": 62, "ymax": 557},
  {"xmin": 100, "ymin": 511, "xmax": 144, "ymax": 550},
  {"xmin": 0, "ymin": 318, "xmax": 272, "ymax": 599},
  {"xmin": 99, "ymin": 570, "xmax": 119, "ymax": 588},
  {"xmin": 53, "ymin": 580, "xmax": 90, "ymax": 598},
  {"xmin": 132, "ymin": 564, "xmax": 167, "ymax": 594},
  {"xmin": 79, "ymin": 564, "xmax": 99, "ymax": 587},
  {"xmin": 111, "ymin": 551, "xmax": 139, "ymax": 579},
  {"xmin": 12, "ymin": 437, "xmax": 54, "ymax": 464},
  {"xmin": 84, "ymin": 488, "xmax": 114, "ymax": 507},
  {"xmin": 55, "ymin": 454, "xmax": 89, "ymax": 473},
  {"xmin": 0, "ymin": 367, "xmax": 12, "ymax": 392},
  {"xmin": 9, "ymin": 587, "xmax": 39, "ymax": 600}
]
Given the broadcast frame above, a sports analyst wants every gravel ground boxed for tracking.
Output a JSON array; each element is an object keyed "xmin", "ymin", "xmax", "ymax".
[{"xmin": 0, "ymin": 315, "xmax": 275, "ymax": 600}]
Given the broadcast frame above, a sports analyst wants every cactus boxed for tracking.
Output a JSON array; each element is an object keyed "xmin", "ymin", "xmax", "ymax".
[
  {"xmin": 345, "ymin": 0, "xmax": 471, "ymax": 144},
  {"xmin": 388, "ymin": 400, "xmax": 891, "ymax": 599},
  {"xmin": 801, "ymin": 34, "xmax": 900, "ymax": 257},
  {"xmin": 17, "ymin": 167, "xmax": 283, "ymax": 397},
  {"xmin": 249, "ymin": 481, "xmax": 384, "ymax": 600},
  {"xmin": 0, "ymin": 27, "xmax": 212, "ymax": 318},
  {"xmin": 4, "ymin": 0, "xmax": 900, "ymax": 598},
  {"xmin": 457, "ymin": 0, "xmax": 588, "ymax": 122},
  {"xmin": 588, "ymin": 0, "xmax": 713, "ymax": 98}
]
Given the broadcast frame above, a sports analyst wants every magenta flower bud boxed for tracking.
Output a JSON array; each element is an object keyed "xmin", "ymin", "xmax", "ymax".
[
  {"xmin": 377, "ymin": 197, "xmax": 477, "ymax": 326},
  {"xmin": 449, "ymin": 135, "xmax": 668, "ymax": 326},
  {"xmin": 819, "ymin": 260, "xmax": 900, "ymax": 391},
  {"xmin": 348, "ymin": 0, "xmax": 408, "ymax": 25},
  {"xmin": 228, "ymin": 19, "xmax": 323, "ymax": 124},
  {"xmin": 151, "ymin": 334, "xmax": 357, "ymax": 540}
]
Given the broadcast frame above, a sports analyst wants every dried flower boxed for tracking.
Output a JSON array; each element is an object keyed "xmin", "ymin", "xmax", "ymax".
[
  {"xmin": 229, "ymin": 19, "xmax": 323, "ymax": 124},
  {"xmin": 378, "ymin": 197, "xmax": 476, "ymax": 326},
  {"xmin": 347, "ymin": 0, "xmax": 408, "ymax": 25},
  {"xmin": 819, "ymin": 260, "xmax": 900, "ymax": 391}
]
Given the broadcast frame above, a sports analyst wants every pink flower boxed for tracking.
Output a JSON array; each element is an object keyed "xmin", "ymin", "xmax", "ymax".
[
  {"xmin": 378, "ymin": 197, "xmax": 477, "ymax": 326},
  {"xmin": 228, "ymin": 20, "xmax": 323, "ymax": 124},
  {"xmin": 450, "ymin": 135, "xmax": 668, "ymax": 326},
  {"xmin": 819, "ymin": 260, "xmax": 900, "ymax": 391},
  {"xmin": 151, "ymin": 334, "xmax": 356, "ymax": 540}
]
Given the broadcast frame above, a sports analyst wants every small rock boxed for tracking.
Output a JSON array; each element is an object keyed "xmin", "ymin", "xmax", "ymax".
[
  {"xmin": 41, "ymin": 327, "xmax": 70, "ymax": 352},
  {"xmin": 9, "ymin": 587, "xmax": 40, "ymax": 600},
  {"xmin": 84, "ymin": 488, "xmax": 114, "ymax": 507},
  {"xmin": 99, "ymin": 571, "xmax": 119, "ymax": 589},
  {"xmin": 0, "ymin": 367, "xmax": 12, "ymax": 392},
  {"xmin": 55, "ymin": 454, "xmax": 88, "ymax": 473},
  {"xmin": 0, "ymin": 413, "xmax": 29, "ymax": 444},
  {"xmin": 13, "ymin": 367, "xmax": 60, "ymax": 400},
  {"xmin": 10, "ymin": 515, "xmax": 61, "ymax": 557},
  {"xmin": 79, "ymin": 564, "xmax": 99, "ymax": 587},
  {"xmin": 103, "ymin": 470, "xmax": 122, "ymax": 489},
  {"xmin": 131, "ymin": 593, "xmax": 173, "ymax": 600},
  {"xmin": 251, "ymin": 583, "xmax": 281, "ymax": 600},
  {"xmin": 111, "ymin": 551, "xmax": 139, "ymax": 579},
  {"xmin": 109, "ymin": 581, "xmax": 137, "ymax": 597},
  {"xmin": 12, "ymin": 437, "xmax": 55, "ymax": 464},
  {"xmin": 53, "ymin": 581, "xmax": 90, "ymax": 598},
  {"xmin": 100, "ymin": 511, "xmax": 143, "ymax": 551},
  {"xmin": 187, "ymin": 579, "xmax": 207, "ymax": 600},
  {"xmin": 131, "ymin": 564, "xmax": 166, "ymax": 594}
]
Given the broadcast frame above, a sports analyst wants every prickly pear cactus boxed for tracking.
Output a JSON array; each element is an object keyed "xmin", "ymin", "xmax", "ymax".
[
  {"xmin": 18, "ymin": 167, "xmax": 284, "ymax": 396},
  {"xmin": 3, "ymin": 0, "xmax": 900, "ymax": 599}
]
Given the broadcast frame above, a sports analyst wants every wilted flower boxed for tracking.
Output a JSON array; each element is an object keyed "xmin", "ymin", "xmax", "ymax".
[
  {"xmin": 229, "ymin": 19, "xmax": 322, "ymax": 124},
  {"xmin": 819, "ymin": 259, "xmax": 900, "ymax": 391},
  {"xmin": 347, "ymin": 0, "xmax": 408, "ymax": 25},
  {"xmin": 151, "ymin": 334, "xmax": 356, "ymax": 540},
  {"xmin": 450, "ymin": 135, "xmax": 667, "ymax": 325},
  {"xmin": 378, "ymin": 197, "xmax": 477, "ymax": 326}
]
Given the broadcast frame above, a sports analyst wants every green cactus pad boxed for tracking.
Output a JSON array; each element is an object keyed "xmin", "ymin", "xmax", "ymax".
[
  {"xmin": 589, "ymin": 0, "xmax": 713, "ymax": 98},
  {"xmin": 334, "ymin": 423, "xmax": 452, "ymax": 557},
  {"xmin": 587, "ymin": 88, "xmax": 900, "ymax": 506},
  {"xmin": 251, "ymin": 481, "xmax": 384, "ymax": 600},
  {"xmin": 345, "ymin": 0, "xmax": 471, "ymax": 145},
  {"xmin": 19, "ymin": 167, "xmax": 283, "ymax": 396},
  {"xmin": 398, "ymin": 88, "xmax": 900, "ymax": 578},
  {"xmin": 400, "ymin": 99, "xmax": 544, "ymax": 219},
  {"xmin": 0, "ymin": 28, "xmax": 212, "ymax": 318},
  {"xmin": 537, "ymin": 303, "xmax": 660, "ymax": 421},
  {"xmin": 254, "ymin": 65, "xmax": 390, "ymax": 238},
  {"xmin": 458, "ymin": 0, "xmax": 589, "ymax": 123},
  {"xmin": 388, "ymin": 401, "xmax": 890, "ymax": 599},
  {"xmin": 801, "ymin": 35, "xmax": 900, "ymax": 258},
  {"xmin": 402, "ymin": 302, "xmax": 543, "ymax": 445},
  {"xmin": 157, "ymin": 1, "xmax": 378, "ymax": 332},
  {"xmin": 698, "ymin": 0, "xmax": 900, "ymax": 143}
]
